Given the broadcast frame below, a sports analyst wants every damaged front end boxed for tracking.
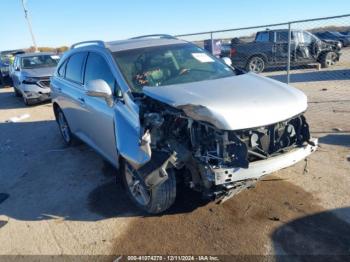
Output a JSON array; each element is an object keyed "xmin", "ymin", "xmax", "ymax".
[{"xmin": 133, "ymin": 97, "xmax": 317, "ymax": 201}]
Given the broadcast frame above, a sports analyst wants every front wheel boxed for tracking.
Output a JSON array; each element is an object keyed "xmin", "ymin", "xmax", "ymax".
[
  {"xmin": 14, "ymin": 87, "xmax": 21, "ymax": 97},
  {"xmin": 121, "ymin": 160, "xmax": 176, "ymax": 214},
  {"xmin": 320, "ymin": 51, "xmax": 338, "ymax": 68},
  {"xmin": 246, "ymin": 56, "xmax": 265, "ymax": 73},
  {"xmin": 23, "ymin": 96, "xmax": 31, "ymax": 106}
]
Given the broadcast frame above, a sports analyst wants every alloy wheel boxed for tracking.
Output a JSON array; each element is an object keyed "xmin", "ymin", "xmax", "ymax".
[
  {"xmin": 125, "ymin": 163, "xmax": 151, "ymax": 206},
  {"xmin": 58, "ymin": 112, "xmax": 71, "ymax": 143},
  {"xmin": 248, "ymin": 57, "xmax": 264, "ymax": 73}
]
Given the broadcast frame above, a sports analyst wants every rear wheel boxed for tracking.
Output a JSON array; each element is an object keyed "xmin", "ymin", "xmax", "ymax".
[
  {"xmin": 121, "ymin": 160, "xmax": 176, "ymax": 214},
  {"xmin": 56, "ymin": 108, "xmax": 76, "ymax": 146},
  {"xmin": 246, "ymin": 56, "xmax": 265, "ymax": 73},
  {"xmin": 320, "ymin": 51, "xmax": 337, "ymax": 68}
]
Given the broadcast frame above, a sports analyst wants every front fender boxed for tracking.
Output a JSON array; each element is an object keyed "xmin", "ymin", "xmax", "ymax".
[{"xmin": 114, "ymin": 99, "xmax": 151, "ymax": 168}]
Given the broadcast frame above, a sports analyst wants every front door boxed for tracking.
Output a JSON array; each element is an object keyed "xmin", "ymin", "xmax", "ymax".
[
  {"xmin": 294, "ymin": 31, "xmax": 317, "ymax": 63},
  {"xmin": 82, "ymin": 52, "xmax": 119, "ymax": 165}
]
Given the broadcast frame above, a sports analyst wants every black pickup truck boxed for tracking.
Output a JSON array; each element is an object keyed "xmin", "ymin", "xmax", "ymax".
[{"xmin": 229, "ymin": 29, "xmax": 341, "ymax": 73}]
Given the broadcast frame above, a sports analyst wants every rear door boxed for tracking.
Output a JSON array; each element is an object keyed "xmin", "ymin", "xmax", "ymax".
[
  {"xmin": 53, "ymin": 52, "xmax": 89, "ymax": 138},
  {"xmin": 82, "ymin": 51, "xmax": 119, "ymax": 165},
  {"xmin": 273, "ymin": 31, "xmax": 291, "ymax": 64}
]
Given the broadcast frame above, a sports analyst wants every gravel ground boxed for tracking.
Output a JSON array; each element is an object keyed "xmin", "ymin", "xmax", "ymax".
[{"xmin": 0, "ymin": 64, "xmax": 349, "ymax": 258}]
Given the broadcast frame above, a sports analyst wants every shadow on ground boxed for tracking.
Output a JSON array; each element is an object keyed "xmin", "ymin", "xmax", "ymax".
[
  {"xmin": 88, "ymin": 180, "xmax": 207, "ymax": 218},
  {"xmin": 272, "ymin": 207, "xmax": 350, "ymax": 260},
  {"xmin": 0, "ymin": 119, "xmax": 206, "ymax": 222},
  {"xmin": 2, "ymin": 118, "xmax": 350, "ymax": 258},
  {"xmin": 268, "ymin": 69, "xmax": 350, "ymax": 83},
  {"xmin": 319, "ymin": 134, "xmax": 350, "ymax": 147}
]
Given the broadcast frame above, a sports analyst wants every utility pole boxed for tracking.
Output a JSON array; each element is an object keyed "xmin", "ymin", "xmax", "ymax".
[{"xmin": 21, "ymin": 0, "xmax": 38, "ymax": 51}]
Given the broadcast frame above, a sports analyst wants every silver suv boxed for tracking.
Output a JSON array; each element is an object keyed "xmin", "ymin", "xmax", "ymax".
[
  {"xmin": 12, "ymin": 52, "xmax": 59, "ymax": 105},
  {"xmin": 51, "ymin": 35, "xmax": 317, "ymax": 214}
]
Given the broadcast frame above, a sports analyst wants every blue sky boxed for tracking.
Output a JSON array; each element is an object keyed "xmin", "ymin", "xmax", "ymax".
[{"xmin": 1, "ymin": 0, "xmax": 349, "ymax": 50}]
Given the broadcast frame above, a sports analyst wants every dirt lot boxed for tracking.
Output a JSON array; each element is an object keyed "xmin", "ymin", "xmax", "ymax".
[{"xmin": 0, "ymin": 65, "xmax": 350, "ymax": 258}]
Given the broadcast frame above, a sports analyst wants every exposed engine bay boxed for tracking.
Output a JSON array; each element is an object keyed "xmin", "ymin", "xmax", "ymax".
[{"xmin": 136, "ymin": 96, "xmax": 313, "ymax": 200}]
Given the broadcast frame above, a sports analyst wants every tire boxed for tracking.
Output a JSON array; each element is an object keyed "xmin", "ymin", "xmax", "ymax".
[
  {"xmin": 23, "ymin": 96, "xmax": 31, "ymax": 106},
  {"xmin": 246, "ymin": 56, "xmax": 265, "ymax": 73},
  {"xmin": 121, "ymin": 160, "xmax": 176, "ymax": 214},
  {"xmin": 14, "ymin": 88, "xmax": 21, "ymax": 97},
  {"xmin": 320, "ymin": 51, "xmax": 337, "ymax": 68},
  {"xmin": 56, "ymin": 108, "xmax": 76, "ymax": 146}
]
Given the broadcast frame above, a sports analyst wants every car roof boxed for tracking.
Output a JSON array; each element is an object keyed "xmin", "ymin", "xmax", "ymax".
[
  {"xmin": 258, "ymin": 29, "xmax": 304, "ymax": 33},
  {"xmin": 16, "ymin": 52, "xmax": 56, "ymax": 58},
  {"xmin": 105, "ymin": 38, "xmax": 188, "ymax": 52},
  {"xmin": 69, "ymin": 36, "xmax": 189, "ymax": 54}
]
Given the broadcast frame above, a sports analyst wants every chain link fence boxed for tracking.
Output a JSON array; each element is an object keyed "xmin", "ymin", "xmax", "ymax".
[{"xmin": 176, "ymin": 14, "xmax": 350, "ymax": 133}]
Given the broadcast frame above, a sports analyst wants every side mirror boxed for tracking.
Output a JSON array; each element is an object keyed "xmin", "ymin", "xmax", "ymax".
[
  {"xmin": 222, "ymin": 57, "xmax": 232, "ymax": 66},
  {"xmin": 86, "ymin": 79, "xmax": 114, "ymax": 107},
  {"xmin": 15, "ymin": 67, "xmax": 20, "ymax": 71}
]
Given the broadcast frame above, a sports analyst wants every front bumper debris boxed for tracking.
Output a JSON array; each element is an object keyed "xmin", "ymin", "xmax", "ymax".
[
  {"xmin": 22, "ymin": 83, "xmax": 51, "ymax": 102},
  {"xmin": 213, "ymin": 138, "xmax": 318, "ymax": 185}
]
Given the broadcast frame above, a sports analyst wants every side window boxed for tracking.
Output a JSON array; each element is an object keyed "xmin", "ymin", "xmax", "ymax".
[
  {"xmin": 65, "ymin": 52, "xmax": 86, "ymax": 84},
  {"xmin": 302, "ymin": 32, "xmax": 313, "ymax": 44},
  {"xmin": 256, "ymin": 32, "xmax": 269, "ymax": 42},
  {"xmin": 57, "ymin": 59, "xmax": 67, "ymax": 77},
  {"xmin": 276, "ymin": 31, "xmax": 289, "ymax": 42},
  {"xmin": 84, "ymin": 52, "xmax": 117, "ymax": 94}
]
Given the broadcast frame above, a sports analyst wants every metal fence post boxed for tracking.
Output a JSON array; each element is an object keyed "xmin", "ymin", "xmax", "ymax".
[
  {"xmin": 287, "ymin": 22, "xmax": 292, "ymax": 84},
  {"xmin": 210, "ymin": 32, "xmax": 214, "ymax": 55}
]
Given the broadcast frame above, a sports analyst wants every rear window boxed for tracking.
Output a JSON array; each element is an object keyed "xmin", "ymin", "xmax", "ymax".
[
  {"xmin": 276, "ymin": 31, "xmax": 289, "ymax": 42},
  {"xmin": 65, "ymin": 53, "xmax": 86, "ymax": 84}
]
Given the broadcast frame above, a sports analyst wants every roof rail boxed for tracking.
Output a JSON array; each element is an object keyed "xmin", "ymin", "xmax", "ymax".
[
  {"xmin": 70, "ymin": 40, "xmax": 105, "ymax": 49},
  {"xmin": 130, "ymin": 34, "xmax": 176, "ymax": 40}
]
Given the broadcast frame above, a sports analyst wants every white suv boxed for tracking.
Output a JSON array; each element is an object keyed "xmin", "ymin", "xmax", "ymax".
[{"xmin": 51, "ymin": 35, "xmax": 317, "ymax": 214}]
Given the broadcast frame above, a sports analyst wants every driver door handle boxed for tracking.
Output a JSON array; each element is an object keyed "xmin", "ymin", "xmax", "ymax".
[{"xmin": 78, "ymin": 97, "xmax": 85, "ymax": 104}]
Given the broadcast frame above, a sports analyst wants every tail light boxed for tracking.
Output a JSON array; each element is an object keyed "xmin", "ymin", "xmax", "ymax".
[{"xmin": 230, "ymin": 48, "xmax": 237, "ymax": 57}]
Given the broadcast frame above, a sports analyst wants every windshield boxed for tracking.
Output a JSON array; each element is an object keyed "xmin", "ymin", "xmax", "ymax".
[
  {"xmin": 21, "ymin": 55, "xmax": 60, "ymax": 69},
  {"xmin": 113, "ymin": 43, "xmax": 235, "ymax": 93}
]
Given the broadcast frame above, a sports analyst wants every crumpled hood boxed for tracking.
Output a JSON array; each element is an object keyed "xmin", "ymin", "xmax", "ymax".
[
  {"xmin": 21, "ymin": 67, "xmax": 56, "ymax": 78},
  {"xmin": 143, "ymin": 73, "xmax": 308, "ymax": 130}
]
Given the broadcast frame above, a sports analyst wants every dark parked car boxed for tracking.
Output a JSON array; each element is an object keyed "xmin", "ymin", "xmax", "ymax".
[
  {"xmin": 0, "ymin": 56, "xmax": 10, "ymax": 86},
  {"xmin": 0, "ymin": 50, "xmax": 25, "ymax": 86},
  {"xmin": 220, "ymin": 43, "xmax": 232, "ymax": 57},
  {"xmin": 229, "ymin": 29, "xmax": 341, "ymax": 73},
  {"xmin": 314, "ymin": 31, "xmax": 350, "ymax": 47}
]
